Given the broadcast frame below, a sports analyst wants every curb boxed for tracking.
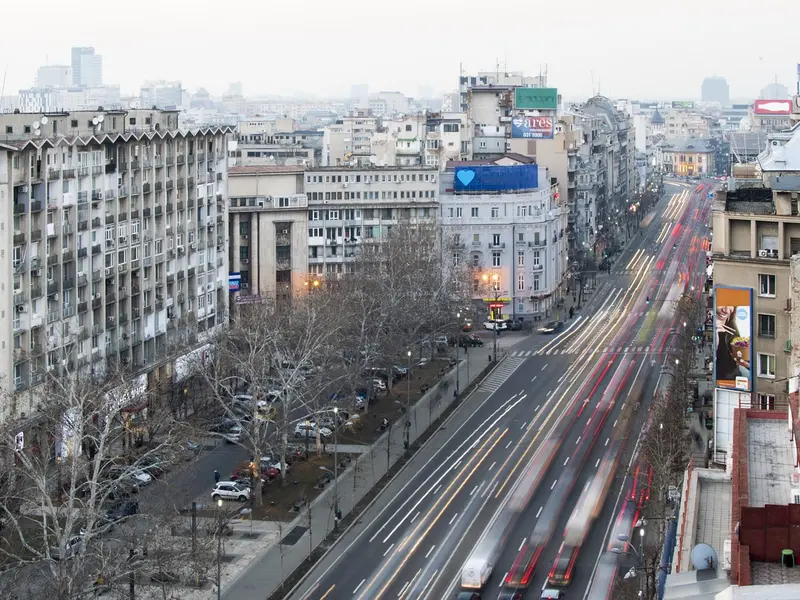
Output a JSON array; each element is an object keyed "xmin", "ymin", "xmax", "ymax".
[{"xmin": 275, "ymin": 355, "xmax": 505, "ymax": 600}]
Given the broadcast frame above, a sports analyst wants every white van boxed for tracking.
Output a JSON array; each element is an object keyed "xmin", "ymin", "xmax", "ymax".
[{"xmin": 461, "ymin": 557, "xmax": 492, "ymax": 589}]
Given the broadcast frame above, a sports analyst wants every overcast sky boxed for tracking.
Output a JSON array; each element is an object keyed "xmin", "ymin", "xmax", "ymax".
[{"xmin": 0, "ymin": 0, "xmax": 795, "ymax": 101}]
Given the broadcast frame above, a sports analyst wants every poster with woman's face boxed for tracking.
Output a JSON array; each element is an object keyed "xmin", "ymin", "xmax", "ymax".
[{"xmin": 714, "ymin": 287, "xmax": 752, "ymax": 390}]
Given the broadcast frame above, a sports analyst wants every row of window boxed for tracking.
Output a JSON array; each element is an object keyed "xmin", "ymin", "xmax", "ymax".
[
  {"xmin": 308, "ymin": 190, "xmax": 435, "ymax": 201},
  {"xmin": 468, "ymin": 273, "xmax": 542, "ymax": 293},
  {"xmin": 446, "ymin": 205, "xmax": 544, "ymax": 219},
  {"xmin": 308, "ymin": 208, "xmax": 432, "ymax": 221},
  {"xmin": 453, "ymin": 231, "xmax": 545, "ymax": 246},
  {"xmin": 456, "ymin": 248, "xmax": 543, "ymax": 269},
  {"xmin": 306, "ymin": 172, "xmax": 436, "ymax": 184}
]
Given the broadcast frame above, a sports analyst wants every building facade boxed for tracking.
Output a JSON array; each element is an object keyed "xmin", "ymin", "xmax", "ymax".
[
  {"xmin": 71, "ymin": 47, "xmax": 102, "ymax": 88},
  {"xmin": 0, "ymin": 109, "xmax": 232, "ymax": 438},
  {"xmin": 439, "ymin": 159, "xmax": 567, "ymax": 321},
  {"xmin": 226, "ymin": 165, "xmax": 309, "ymax": 310},
  {"xmin": 322, "ymin": 110, "xmax": 379, "ymax": 167},
  {"xmin": 660, "ymin": 138, "xmax": 716, "ymax": 176},
  {"xmin": 304, "ymin": 166, "xmax": 439, "ymax": 277},
  {"xmin": 701, "ymin": 76, "xmax": 730, "ymax": 106}
]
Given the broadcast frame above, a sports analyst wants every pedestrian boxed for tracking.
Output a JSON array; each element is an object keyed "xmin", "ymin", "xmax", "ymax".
[
  {"xmin": 569, "ymin": 306, "xmax": 574, "ymax": 319},
  {"xmin": 214, "ymin": 469, "xmax": 220, "ymax": 485}
]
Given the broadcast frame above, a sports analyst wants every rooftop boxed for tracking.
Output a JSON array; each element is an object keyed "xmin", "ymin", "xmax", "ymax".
[
  {"xmin": 747, "ymin": 419, "xmax": 794, "ymax": 507},
  {"xmin": 716, "ymin": 188, "xmax": 774, "ymax": 214},
  {"xmin": 228, "ymin": 165, "xmax": 306, "ymax": 175},
  {"xmin": 759, "ymin": 126, "xmax": 800, "ymax": 172},
  {"xmin": 661, "ymin": 138, "xmax": 715, "ymax": 154},
  {"xmin": 651, "ymin": 109, "xmax": 665, "ymax": 124}
]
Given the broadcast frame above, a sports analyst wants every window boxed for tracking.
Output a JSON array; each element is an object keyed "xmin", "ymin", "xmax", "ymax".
[
  {"xmin": 517, "ymin": 251, "xmax": 524, "ymax": 266},
  {"xmin": 472, "ymin": 254, "xmax": 480, "ymax": 267},
  {"xmin": 757, "ymin": 353, "xmax": 775, "ymax": 378},
  {"xmin": 533, "ymin": 275, "xmax": 540, "ymax": 291},
  {"xmin": 456, "ymin": 207, "xmax": 462, "ymax": 218},
  {"xmin": 471, "ymin": 207, "xmax": 479, "ymax": 218},
  {"xmin": 533, "ymin": 251, "xmax": 541, "ymax": 266},
  {"xmin": 452, "ymin": 253, "xmax": 460, "ymax": 266},
  {"xmin": 473, "ymin": 233, "xmax": 480, "ymax": 243},
  {"xmin": 492, "ymin": 234, "xmax": 500, "ymax": 246},
  {"xmin": 757, "ymin": 393, "xmax": 776, "ymax": 411},
  {"xmin": 517, "ymin": 273, "xmax": 525, "ymax": 292},
  {"xmin": 517, "ymin": 205, "xmax": 528, "ymax": 217},
  {"xmin": 758, "ymin": 274, "xmax": 776, "ymax": 297},
  {"xmin": 492, "ymin": 252, "xmax": 501, "ymax": 267},
  {"xmin": 448, "ymin": 207, "xmax": 454, "ymax": 217},
  {"xmin": 518, "ymin": 232, "xmax": 524, "ymax": 242},
  {"xmin": 757, "ymin": 314, "xmax": 775, "ymax": 338},
  {"xmin": 491, "ymin": 207, "xmax": 499, "ymax": 218}
]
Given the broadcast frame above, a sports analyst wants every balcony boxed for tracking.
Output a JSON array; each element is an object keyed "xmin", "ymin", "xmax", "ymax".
[
  {"xmin": 177, "ymin": 155, "xmax": 185, "ymax": 165},
  {"xmin": 489, "ymin": 242, "xmax": 506, "ymax": 250},
  {"xmin": 133, "ymin": 307, "xmax": 141, "ymax": 320},
  {"xmin": 47, "ymin": 280, "xmax": 59, "ymax": 295},
  {"xmin": 78, "ymin": 301, "xmax": 88, "ymax": 313},
  {"xmin": 105, "ymin": 292, "xmax": 116, "ymax": 303},
  {"xmin": 105, "ymin": 214, "xmax": 115, "ymax": 224},
  {"xmin": 62, "ymin": 250, "xmax": 74, "ymax": 262},
  {"xmin": 92, "ymin": 296, "xmax": 102, "ymax": 309},
  {"xmin": 48, "ymin": 168, "xmax": 61, "ymax": 180},
  {"xmin": 118, "ymin": 186, "xmax": 128, "ymax": 198},
  {"xmin": 31, "ymin": 200, "xmax": 42, "ymax": 212},
  {"xmin": 188, "ymin": 176, "xmax": 195, "ymax": 186},
  {"xmin": 77, "ymin": 166, "xmax": 89, "ymax": 177},
  {"xmin": 155, "ymin": 181, "xmax": 163, "ymax": 192},
  {"xmin": 166, "ymin": 180, "xmax": 174, "ymax": 191},
  {"xmin": 92, "ymin": 166, "xmax": 103, "ymax": 176},
  {"xmin": 13, "ymin": 231, "xmax": 25, "ymax": 245},
  {"xmin": 131, "ymin": 159, "xmax": 140, "ymax": 170},
  {"xmin": 143, "ymin": 207, "xmax": 151, "ymax": 217},
  {"xmin": 187, "ymin": 198, "xmax": 195, "ymax": 208},
  {"xmin": 106, "ymin": 317, "xmax": 116, "ymax": 329},
  {"xmin": 166, "ymin": 202, "xmax": 174, "ymax": 213},
  {"xmin": 131, "ymin": 184, "xmax": 140, "ymax": 195},
  {"xmin": 92, "ymin": 243, "xmax": 101, "ymax": 255},
  {"xmin": 13, "ymin": 291, "xmax": 27, "ymax": 306},
  {"xmin": 31, "ymin": 285, "xmax": 42, "ymax": 298},
  {"xmin": 143, "ymin": 182, "xmax": 151, "ymax": 194},
  {"xmin": 155, "ymin": 205, "xmax": 163, "ymax": 216},
  {"xmin": 63, "ymin": 168, "xmax": 76, "ymax": 179},
  {"xmin": 197, "ymin": 152, "xmax": 206, "ymax": 163},
  {"xmin": 63, "ymin": 277, "xmax": 75, "ymax": 289},
  {"xmin": 62, "ymin": 305, "xmax": 75, "ymax": 318}
]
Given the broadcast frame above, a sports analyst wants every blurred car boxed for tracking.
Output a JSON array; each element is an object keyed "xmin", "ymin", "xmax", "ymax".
[
  {"xmin": 293, "ymin": 422, "xmax": 332, "ymax": 439},
  {"xmin": 483, "ymin": 320, "xmax": 508, "ymax": 331},
  {"xmin": 455, "ymin": 592, "xmax": 481, "ymax": 600},
  {"xmin": 461, "ymin": 319, "xmax": 473, "ymax": 332},
  {"xmin": 537, "ymin": 321, "xmax": 564, "ymax": 334},
  {"xmin": 138, "ymin": 455, "xmax": 166, "ymax": 477},
  {"xmin": 503, "ymin": 319, "xmax": 523, "ymax": 331},
  {"xmin": 224, "ymin": 425, "xmax": 243, "ymax": 444},
  {"xmin": 105, "ymin": 500, "xmax": 139, "ymax": 526},
  {"xmin": 459, "ymin": 333, "xmax": 484, "ymax": 347}
]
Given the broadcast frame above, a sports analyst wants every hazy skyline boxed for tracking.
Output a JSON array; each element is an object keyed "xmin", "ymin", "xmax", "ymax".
[{"xmin": 0, "ymin": 0, "xmax": 795, "ymax": 102}]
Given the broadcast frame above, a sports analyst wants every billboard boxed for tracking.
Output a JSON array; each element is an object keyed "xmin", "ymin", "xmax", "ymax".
[
  {"xmin": 514, "ymin": 87, "xmax": 558, "ymax": 110},
  {"xmin": 229, "ymin": 272, "xmax": 241, "ymax": 292},
  {"xmin": 671, "ymin": 101, "xmax": 695, "ymax": 109},
  {"xmin": 453, "ymin": 164, "xmax": 539, "ymax": 192},
  {"xmin": 510, "ymin": 116, "xmax": 555, "ymax": 139},
  {"xmin": 753, "ymin": 99, "xmax": 792, "ymax": 116},
  {"xmin": 713, "ymin": 286, "xmax": 753, "ymax": 391}
]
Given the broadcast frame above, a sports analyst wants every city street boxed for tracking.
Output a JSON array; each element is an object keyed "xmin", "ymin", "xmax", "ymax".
[{"xmin": 286, "ymin": 180, "xmax": 711, "ymax": 600}]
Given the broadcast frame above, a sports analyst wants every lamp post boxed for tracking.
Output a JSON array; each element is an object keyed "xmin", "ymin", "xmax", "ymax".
[
  {"xmin": 481, "ymin": 273, "xmax": 500, "ymax": 362},
  {"xmin": 216, "ymin": 497, "xmax": 223, "ymax": 600},
  {"xmin": 455, "ymin": 312, "xmax": 461, "ymax": 399},
  {"xmin": 613, "ymin": 523, "xmax": 647, "ymax": 598},
  {"xmin": 304, "ymin": 418, "xmax": 311, "ymax": 457},
  {"xmin": 405, "ymin": 350, "xmax": 411, "ymax": 452},
  {"xmin": 332, "ymin": 406, "xmax": 341, "ymax": 528}
]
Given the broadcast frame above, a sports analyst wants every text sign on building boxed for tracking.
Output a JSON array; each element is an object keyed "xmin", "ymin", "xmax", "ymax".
[
  {"xmin": 229, "ymin": 272, "xmax": 241, "ymax": 292},
  {"xmin": 753, "ymin": 99, "xmax": 792, "ymax": 116},
  {"xmin": 713, "ymin": 286, "xmax": 753, "ymax": 391},
  {"xmin": 671, "ymin": 101, "xmax": 695, "ymax": 109},
  {"xmin": 514, "ymin": 87, "xmax": 558, "ymax": 110},
  {"xmin": 511, "ymin": 116, "xmax": 554, "ymax": 139},
  {"xmin": 453, "ymin": 164, "xmax": 539, "ymax": 193}
]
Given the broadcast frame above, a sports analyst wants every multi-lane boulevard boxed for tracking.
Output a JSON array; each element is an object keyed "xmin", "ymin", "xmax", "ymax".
[{"xmin": 288, "ymin": 180, "xmax": 711, "ymax": 600}]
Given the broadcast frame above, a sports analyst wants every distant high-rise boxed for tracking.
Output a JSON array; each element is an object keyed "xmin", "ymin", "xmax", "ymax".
[
  {"xmin": 71, "ymin": 46, "xmax": 102, "ymax": 87},
  {"xmin": 760, "ymin": 81, "xmax": 789, "ymax": 99},
  {"xmin": 701, "ymin": 76, "xmax": 729, "ymax": 106},
  {"xmin": 350, "ymin": 84, "xmax": 369, "ymax": 108},
  {"xmin": 36, "ymin": 65, "xmax": 72, "ymax": 89}
]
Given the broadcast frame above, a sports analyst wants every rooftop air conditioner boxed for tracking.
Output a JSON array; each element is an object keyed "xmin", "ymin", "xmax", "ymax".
[{"xmin": 758, "ymin": 249, "xmax": 768, "ymax": 257}]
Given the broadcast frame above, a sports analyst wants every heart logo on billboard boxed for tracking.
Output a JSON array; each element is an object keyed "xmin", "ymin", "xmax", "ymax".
[{"xmin": 456, "ymin": 170, "xmax": 476, "ymax": 186}]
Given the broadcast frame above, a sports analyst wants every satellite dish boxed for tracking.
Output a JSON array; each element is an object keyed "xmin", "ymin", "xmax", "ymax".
[
  {"xmin": 33, "ymin": 130, "xmax": 41, "ymax": 137},
  {"xmin": 32, "ymin": 121, "xmax": 40, "ymax": 130},
  {"xmin": 690, "ymin": 543, "xmax": 718, "ymax": 571},
  {"xmin": 369, "ymin": 156, "xmax": 377, "ymax": 164},
  {"xmin": 92, "ymin": 117, "xmax": 99, "ymax": 125},
  {"xmin": 97, "ymin": 114, "xmax": 105, "ymax": 123},
  {"xmin": 40, "ymin": 116, "xmax": 48, "ymax": 125}
]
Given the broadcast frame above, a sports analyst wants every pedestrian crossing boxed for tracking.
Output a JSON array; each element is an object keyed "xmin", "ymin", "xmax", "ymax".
[{"xmin": 478, "ymin": 357, "xmax": 527, "ymax": 394}]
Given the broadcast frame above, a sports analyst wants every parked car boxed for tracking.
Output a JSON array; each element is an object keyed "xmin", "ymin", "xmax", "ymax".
[
  {"xmin": 434, "ymin": 334, "xmax": 449, "ymax": 347},
  {"xmin": 483, "ymin": 320, "xmax": 508, "ymax": 331},
  {"xmin": 537, "ymin": 321, "xmax": 564, "ymax": 334},
  {"xmin": 224, "ymin": 425, "xmax": 243, "ymax": 444},
  {"xmin": 211, "ymin": 482, "xmax": 251, "ymax": 502},
  {"xmin": 106, "ymin": 467, "xmax": 152, "ymax": 488},
  {"xmin": 105, "ymin": 500, "xmax": 139, "ymax": 526},
  {"xmin": 503, "ymin": 319, "xmax": 524, "ymax": 331},
  {"xmin": 293, "ymin": 422, "xmax": 332, "ymax": 439},
  {"xmin": 137, "ymin": 455, "xmax": 166, "ymax": 477},
  {"xmin": 393, "ymin": 365, "xmax": 409, "ymax": 378},
  {"xmin": 50, "ymin": 535, "xmax": 84, "ymax": 561},
  {"xmin": 372, "ymin": 378, "xmax": 387, "ymax": 392},
  {"xmin": 461, "ymin": 319, "xmax": 474, "ymax": 332}
]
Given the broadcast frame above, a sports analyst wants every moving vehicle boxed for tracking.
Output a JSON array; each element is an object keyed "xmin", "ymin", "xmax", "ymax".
[
  {"xmin": 461, "ymin": 557, "xmax": 492, "ymax": 589},
  {"xmin": 459, "ymin": 333, "xmax": 484, "ymax": 347},
  {"xmin": 483, "ymin": 320, "xmax": 508, "ymax": 332},
  {"xmin": 537, "ymin": 321, "xmax": 564, "ymax": 334},
  {"xmin": 540, "ymin": 589, "xmax": 565, "ymax": 600},
  {"xmin": 293, "ymin": 422, "xmax": 332, "ymax": 439}
]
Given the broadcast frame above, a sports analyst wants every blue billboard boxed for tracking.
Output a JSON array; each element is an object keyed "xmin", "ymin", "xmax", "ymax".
[
  {"xmin": 454, "ymin": 164, "xmax": 539, "ymax": 193},
  {"xmin": 510, "ymin": 116, "xmax": 555, "ymax": 140}
]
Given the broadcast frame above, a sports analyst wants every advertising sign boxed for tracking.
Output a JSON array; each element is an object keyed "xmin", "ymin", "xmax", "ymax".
[
  {"xmin": 511, "ymin": 116, "xmax": 554, "ymax": 139},
  {"xmin": 671, "ymin": 101, "xmax": 695, "ymax": 109},
  {"xmin": 753, "ymin": 99, "xmax": 792, "ymax": 116},
  {"xmin": 454, "ymin": 164, "xmax": 539, "ymax": 192},
  {"xmin": 514, "ymin": 87, "xmax": 558, "ymax": 110},
  {"xmin": 713, "ymin": 286, "xmax": 753, "ymax": 391},
  {"xmin": 229, "ymin": 272, "xmax": 241, "ymax": 292}
]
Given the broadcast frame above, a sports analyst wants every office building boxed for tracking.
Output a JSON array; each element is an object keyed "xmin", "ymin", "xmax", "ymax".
[
  {"xmin": 701, "ymin": 76, "xmax": 730, "ymax": 106},
  {"xmin": 36, "ymin": 66, "xmax": 73, "ymax": 90},
  {"xmin": 140, "ymin": 81, "xmax": 184, "ymax": 110},
  {"xmin": 0, "ymin": 108, "xmax": 233, "ymax": 440},
  {"xmin": 226, "ymin": 165, "xmax": 309, "ymax": 309},
  {"xmin": 322, "ymin": 110, "xmax": 380, "ymax": 167},
  {"xmin": 439, "ymin": 157, "xmax": 567, "ymax": 321},
  {"xmin": 304, "ymin": 165, "xmax": 439, "ymax": 277},
  {"xmin": 71, "ymin": 47, "xmax": 102, "ymax": 88}
]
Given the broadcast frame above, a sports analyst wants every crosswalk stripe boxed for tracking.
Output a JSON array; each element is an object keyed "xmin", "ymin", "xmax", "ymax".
[{"xmin": 478, "ymin": 357, "xmax": 527, "ymax": 393}]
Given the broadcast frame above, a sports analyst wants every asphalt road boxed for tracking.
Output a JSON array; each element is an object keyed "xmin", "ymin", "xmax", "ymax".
[{"xmin": 288, "ymin": 181, "xmax": 711, "ymax": 600}]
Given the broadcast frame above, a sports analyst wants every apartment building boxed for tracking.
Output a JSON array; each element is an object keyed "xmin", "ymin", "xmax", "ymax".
[
  {"xmin": 0, "ymin": 108, "xmax": 232, "ymax": 440},
  {"xmin": 322, "ymin": 110, "xmax": 380, "ymax": 167},
  {"xmin": 663, "ymin": 108, "xmax": 710, "ymax": 138},
  {"xmin": 710, "ymin": 129, "xmax": 800, "ymax": 408},
  {"xmin": 439, "ymin": 158, "xmax": 567, "ymax": 321},
  {"xmin": 233, "ymin": 117, "xmax": 321, "ymax": 167},
  {"xmin": 227, "ymin": 165, "xmax": 309, "ymax": 309},
  {"xmin": 304, "ymin": 166, "xmax": 439, "ymax": 276},
  {"xmin": 660, "ymin": 138, "xmax": 715, "ymax": 176}
]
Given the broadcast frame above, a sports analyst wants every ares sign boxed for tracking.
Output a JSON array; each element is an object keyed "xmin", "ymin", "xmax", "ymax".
[
  {"xmin": 514, "ymin": 87, "xmax": 558, "ymax": 110},
  {"xmin": 511, "ymin": 116, "xmax": 555, "ymax": 139}
]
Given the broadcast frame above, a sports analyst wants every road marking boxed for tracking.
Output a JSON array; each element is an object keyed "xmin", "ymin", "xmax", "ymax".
[
  {"xmin": 448, "ymin": 512, "xmax": 459, "ymax": 525},
  {"xmin": 575, "ymin": 436, "xmax": 581, "ymax": 445},
  {"xmin": 520, "ymin": 421, "xmax": 527, "ymax": 430},
  {"xmin": 605, "ymin": 437, "xmax": 610, "ymax": 446},
  {"xmin": 470, "ymin": 485, "xmax": 479, "ymax": 497},
  {"xmin": 320, "ymin": 585, "xmax": 336, "ymax": 599},
  {"xmin": 534, "ymin": 405, "xmax": 540, "ymax": 411},
  {"xmin": 410, "ymin": 511, "xmax": 420, "ymax": 524},
  {"xmin": 531, "ymin": 375, "xmax": 537, "ymax": 382},
  {"xmin": 505, "ymin": 440, "xmax": 513, "ymax": 449},
  {"xmin": 526, "ymin": 350, "xmax": 532, "ymax": 356},
  {"xmin": 518, "ymin": 537, "xmax": 527, "ymax": 551},
  {"xmin": 551, "ymin": 479, "xmax": 558, "ymax": 490},
  {"xmin": 489, "ymin": 461, "xmax": 496, "ymax": 471},
  {"xmin": 398, "ymin": 580, "xmax": 411, "ymax": 597},
  {"xmin": 595, "ymin": 458, "xmax": 601, "ymax": 468},
  {"xmin": 536, "ymin": 506, "xmax": 543, "ymax": 518},
  {"xmin": 547, "ymin": 390, "xmax": 553, "ymax": 397},
  {"xmin": 433, "ymin": 484, "xmax": 441, "ymax": 495},
  {"xmin": 425, "ymin": 544, "xmax": 436, "ymax": 559},
  {"xmin": 564, "ymin": 457, "xmax": 570, "ymax": 466},
  {"xmin": 354, "ymin": 580, "xmax": 366, "ymax": 594},
  {"xmin": 500, "ymin": 573, "xmax": 509, "ymax": 587},
  {"xmin": 384, "ymin": 543, "xmax": 395, "ymax": 556},
  {"xmin": 613, "ymin": 419, "xmax": 618, "ymax": 428},
  {"xmin": 542, "ymin": 363, "xmax": 548, "ymax": 370}
]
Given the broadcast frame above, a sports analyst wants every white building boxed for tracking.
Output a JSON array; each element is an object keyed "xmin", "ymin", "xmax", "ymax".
[
  {"xmin": 36, "ymin": 66, "xmax": 73, "ymax": 89},
  {"xmin": 71, "ymin": 47, "xmax": 102, "ymax": 88},
  {"xmin": 321, "ymin": 110, "xmax": 379, "ymax": 167},
  {"xmin": 304, "ymin": 166, "xmax": 439, "ymax": 276},
  {"xmin": 140, "ymin": 81, "xmax": 184, "ymax": 110},
  {"xmin": 0, "ymin": 108, "xmax": 233, "ymax": 447},
  {"xmin": 439, "ymin": 157, "xmax": 568, "ymax": 322}
]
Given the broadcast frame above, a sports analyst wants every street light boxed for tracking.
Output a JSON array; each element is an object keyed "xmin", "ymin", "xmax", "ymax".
[
  {"xmin": 455, "ymin": 312, "xmax": 461, "ymax": 399},
  {"xmin": 405, "ymin": 350, "xmax": 412, "ymax": 452},
  {"xmin": 216, "ymin": 497, "xmax": 224, "ymax": 600}
]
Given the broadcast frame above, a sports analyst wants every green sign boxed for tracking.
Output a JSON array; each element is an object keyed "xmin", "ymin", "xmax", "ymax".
[
  {"xmin": 671, "ymin": 100, "xmax": 695, "ymax": 109},
  {"xmin": 514, "ymin": 87, "xmax": 558, "ymax": 110}
]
